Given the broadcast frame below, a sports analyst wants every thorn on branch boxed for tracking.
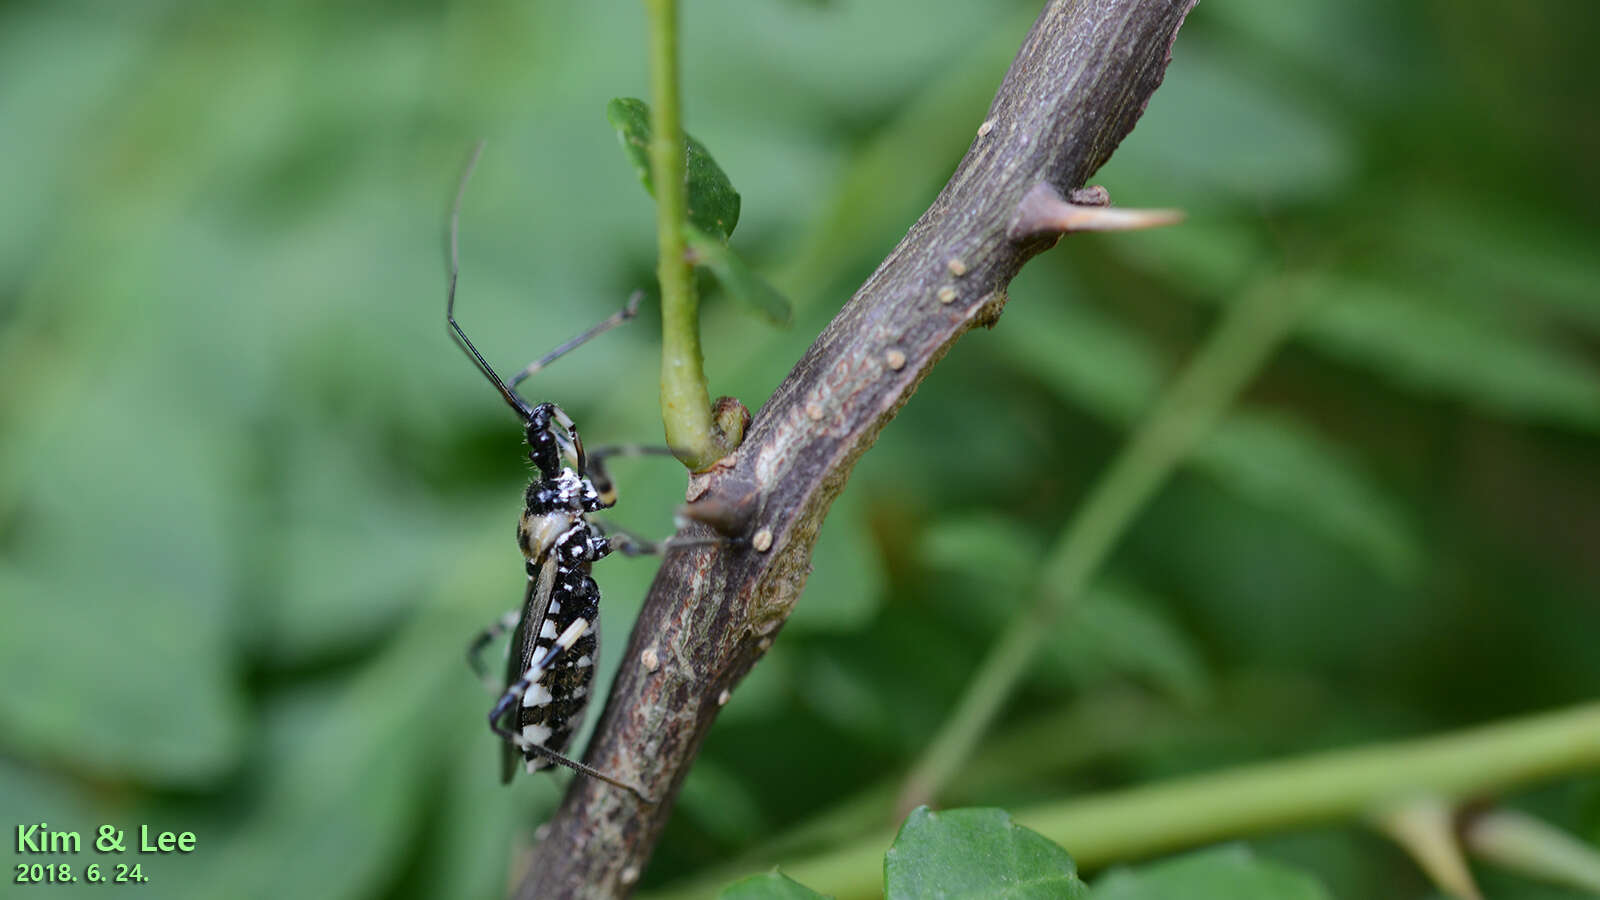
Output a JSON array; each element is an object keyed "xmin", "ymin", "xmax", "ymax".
[
  {"xmin": 678, "ymin": 470, "xmax": 760, "ymax": 538},
  {"xmin": 1007, "ymin": 181, "xmax": 1183, "ymax": 242},
  {"xmin": 1372, "ymin": 796, "xmax": 1484, "ymax": 900},
  {"xmin": 1463, "ymin": 807, "xmax": 1600, "ymax": 893}
]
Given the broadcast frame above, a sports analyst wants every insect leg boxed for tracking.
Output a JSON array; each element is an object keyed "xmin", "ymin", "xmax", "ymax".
[
  {"xmin": 507, "ymin": 290, "xmax": 644, "ymax": 390},
  {"xmin": 487, "ymin": 618, "xmax": 654, "ymax": 802},
  {"xmin": 595, "ymin": 523, "xmax": 728, "ymax": 558},
  {"xmin": 585, "ymin": 444, "xmax": 678, "ymax": 506},
  {"xmin": 466, "ymin": 608, "xmax": 522, "ymax": 692},
  {"xmin": 542, "ymin": 403, "xmax": 588, "ymax": 478}
]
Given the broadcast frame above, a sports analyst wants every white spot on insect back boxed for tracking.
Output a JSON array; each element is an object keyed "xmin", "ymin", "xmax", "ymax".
[
  {"xmin": 522, "ymin": 682, "xmax": 554, "ymax": 707},
  {"xmin": 577, "ymin": 655, "xmax": 593, "ymax": 668},
  {"xmin": 540, "ymin": 618, "xmax": 559, "ymax": 640},
  {"xmin": 547, "ymin": 599, "xmax": 561, "ymax": 615},
  {"xmin": 521, "ymin": 723, "xmax": 553, "ymax": 746}
]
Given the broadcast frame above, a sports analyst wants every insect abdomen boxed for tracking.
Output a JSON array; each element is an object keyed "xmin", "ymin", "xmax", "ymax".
[{"xmin": 501, "ymin": 565, "xmax": 601, "ymax": 781}]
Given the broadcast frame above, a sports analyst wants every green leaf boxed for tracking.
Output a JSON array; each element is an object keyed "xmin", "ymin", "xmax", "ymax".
[
  {"xmin": 175, "ymin": 606, "xmax": 466, "ymax": 900},
  {"xmin": 720, "ymin": 870, "xmax": 833, "ymax": 900},
  {"xmin": 0, "ymin": 562, "xmax": 244, "ymax": 786},
  {"xmin": 1050, "ymin": 581, "xmax": 1212, "ymax": 708},
  {"xmin": 608, "ymin": 97, "xmax": 657, "ymax": 192},
  {"xmin": 1089, "ymin": 845, "xmax": 1333, "ymax": 900},
  {"xmin": 1105, "ymin": 218, "xmax": 1274, "ymax": 300},
  {"xmin": 677, "ymin": 758, "xmax": 771, "ymax": 847},
  {"xmin": 917, "ymin": 519, "xmax": 1209, "ymax": 705},
  {"xmin": 1386, "ymin": 194, "xmax": 1600, "ymax": 335},
  {"xmin": 996, "ymin": 287, "xmax": 1161, "ymax": 422},
  {"xmin": 885, "ymin": 806, "xmax": 1090, "ymax": 899},
  {"xmin": 997, "ymin": 292, "xmax": 1421, "ymax": 582},
  {"xmin": 1104, "ymin": 42, "xmax": 1356, "ymax": 205},
  {"xmin": 687, "ymin": 224, "xmax": 794, "ymax": 326},
  {"xmin": 607, "ymin": 96, "xmax": 742, "ymax": 240},
  {"xmin": 1195, "ymin": 412, "xmax": 1420, "ymax": 581},
  {"xmin": 403, "ymin": 743, "xmax": 526, "ymax": 900},
  {"xmin": 0, "ymin": 367, "xmax": 245, "ymax": 785},
  {"xmin": 1302, "ymin": 275, "xmax": 1600, "ymax": 432},
  {"xmin": 918, "ymin": 512, "xmax": 1044, "ymax": 592}
]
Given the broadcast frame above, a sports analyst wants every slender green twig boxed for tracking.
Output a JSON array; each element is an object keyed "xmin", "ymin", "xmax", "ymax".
[
  {"xmin": 900, "ymin": 276, "xmax": 1309, "ymax": 811},
  {"xmin": 645, "ymin": 0, "xmax": 719, "ymax": 468},
  {"xmin": 647, "ymin": 701, "xmax": 1600, "ymax": 900}
]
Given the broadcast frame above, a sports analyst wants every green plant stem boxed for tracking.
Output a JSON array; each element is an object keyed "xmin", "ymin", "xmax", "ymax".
[
  {"xmin": 901, "ymin": 277, "xmax": 1307, "ymax": 811},
  {"xmin": 645, "ymin": 0, "xmax": 716, "ymax": 468},
  {"xmin": 665, "ymin": 690, "xmax": 1171, "ymax": 889},
  {"xmin": 649, "ymin": 701, "xmax": 1600, "ymax": 900}
]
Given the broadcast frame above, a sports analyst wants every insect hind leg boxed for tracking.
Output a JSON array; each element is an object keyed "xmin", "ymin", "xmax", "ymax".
[
  {"xmin": 487, "ymin": 619, "xmax": 654, "ymax": 803},
  {"xmin": 492, "ymin": 712, "xmax": 655, "ymax": 803}
]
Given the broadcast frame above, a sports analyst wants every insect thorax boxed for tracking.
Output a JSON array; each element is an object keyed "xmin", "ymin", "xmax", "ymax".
[{"xmin": 517, "ymin": 466, "xmax": 605, "ymax": 562}]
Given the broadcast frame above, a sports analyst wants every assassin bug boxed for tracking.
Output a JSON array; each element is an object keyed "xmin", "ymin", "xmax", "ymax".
[{"xmin": 448, "ymin": 144, "xmax": 696, "ymax": 798}]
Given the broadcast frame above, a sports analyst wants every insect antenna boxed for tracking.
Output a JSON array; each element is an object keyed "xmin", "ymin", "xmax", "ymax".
[{"xmin": 446, "ymin": 140, "xmax": 534, "ymax": 422}]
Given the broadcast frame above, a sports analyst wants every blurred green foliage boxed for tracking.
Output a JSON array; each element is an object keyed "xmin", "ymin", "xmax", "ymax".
[{"xmin": 1, "ymin": 1, "xmax": 1597, "ymax": 898}]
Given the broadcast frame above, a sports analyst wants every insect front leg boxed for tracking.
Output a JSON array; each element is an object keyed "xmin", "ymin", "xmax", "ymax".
[
  {"xmin": 593, "ymin": 522, "xmax": 731, "ymax": 558},
  {"xmin": 584, "ymin": 443, "xmax": 678, "ymax": 506}
]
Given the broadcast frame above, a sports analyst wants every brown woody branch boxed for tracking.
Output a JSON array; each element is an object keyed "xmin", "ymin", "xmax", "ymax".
[{"xmin": 515, "ymin": 1, "xmax": 1198, "ymax": 896}]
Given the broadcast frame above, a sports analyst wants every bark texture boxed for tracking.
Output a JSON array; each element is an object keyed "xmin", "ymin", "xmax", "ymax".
[{"xmin": 515, "ymin": 1, "xmax": 1198, "ymax": 896}]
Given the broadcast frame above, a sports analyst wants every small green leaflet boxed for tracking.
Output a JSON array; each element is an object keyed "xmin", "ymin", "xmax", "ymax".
[
  {"xmin": 607, "ymin": 96, "xmax": 741, "ymax": 240},
  {"xmin": 885, "ymin": 806, "xmax": 1090, "ymax": 899},
  {"xmin": 608, "ymin": 97, "xmax": 791, "ymax": 326},
  {"xmin": 1088, "ymin": 845, "xmax": 1333, "ymax": 900}
]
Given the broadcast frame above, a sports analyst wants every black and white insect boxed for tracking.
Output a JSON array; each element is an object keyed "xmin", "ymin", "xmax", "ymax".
[{"xmin": 448, "ymin": 144, "xmax": 688, "ymax": 798}]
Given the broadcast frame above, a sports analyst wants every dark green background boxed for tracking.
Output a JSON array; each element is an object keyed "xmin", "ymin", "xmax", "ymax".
[{"xmin": 1, "ymin": 1, "xmax": 1596, "ymax": 897}]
